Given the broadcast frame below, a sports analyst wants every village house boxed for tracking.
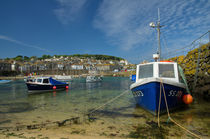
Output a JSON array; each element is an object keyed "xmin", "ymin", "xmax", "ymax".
[
  {"xmin": 120, "ymin": 60, "xmax": 129, "ymax": 65},
  {"xmin": 57, "ymin": 63, "xmax": 64, "ymax": 70},
  {"xmin": 0, "ymin": 61, "xmax": 11, "ymax": 71},
  {"xmin": 71, "ymin": 64, "xmax": 84, "ymax": 70},
  {"xmin": 11, "ymin": 61, "xmax": 20, "ymax": 71},
  {"xmin": 19, "ymin": 63, "xmax": 31, "ymax": 72}
]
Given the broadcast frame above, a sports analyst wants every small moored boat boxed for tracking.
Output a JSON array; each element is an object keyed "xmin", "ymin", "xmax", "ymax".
[
  {"xmin": 0, "ymin": 80, "xmax": 12, "ymax": 84},
  {"xmin": 86, "ymin": 75, "xmax": 102, "ymax": 83},
  {"xmin": 26, "ymin": 77, "xmax": 68, "ymax": 93},
  {"xmin": 54, "ymin": 75, "xmax": 72, "ymax": 82}
]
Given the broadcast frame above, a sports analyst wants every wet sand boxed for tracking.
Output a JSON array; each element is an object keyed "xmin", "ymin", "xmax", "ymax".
[{"xmin": 1, "ymin": 103, "xmax": 210, "ymax": 139}]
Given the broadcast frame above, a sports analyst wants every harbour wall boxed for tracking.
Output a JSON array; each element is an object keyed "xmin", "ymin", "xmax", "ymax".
[{"xmin": 169, "ymin": 43, "xmax": 210, "ymax": 100}]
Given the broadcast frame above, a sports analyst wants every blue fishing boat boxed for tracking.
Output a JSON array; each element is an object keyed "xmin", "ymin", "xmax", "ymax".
[
  {"xmin": 130, "ymin": 10, "xmax": 192, "ymax": 115},
  {"xmin": 26, "ymin": 77, "xmax": 69, "ymax": 93}
]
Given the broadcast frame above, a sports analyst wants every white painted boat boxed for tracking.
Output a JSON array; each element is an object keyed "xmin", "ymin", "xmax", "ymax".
[
  {"xmin": 86, "ymin": 76, "xmax": 102, "ymax": 83},
  {"xmin": 54, "ymin": 75, "xmax": 72, "ymax": 81}
]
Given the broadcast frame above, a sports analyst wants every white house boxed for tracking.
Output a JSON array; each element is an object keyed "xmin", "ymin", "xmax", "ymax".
[{"xmin": 71, "ymin": 65, "xmax": 84, "ymax": 70}]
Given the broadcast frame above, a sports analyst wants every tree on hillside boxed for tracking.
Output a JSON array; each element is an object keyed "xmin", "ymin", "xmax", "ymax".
[
  {"xmin": 14, "ymin": 55, "xmax": 23, "ymax": 61},
  {"xmin": 40, "ymin": 55, "xmax": 52, "ymax": 60},
  {"xmin": 24, "ymin": 56, "xmax": 30, "ymax": 61},
  {"xmin": 5, "ymin": 58, "xmax": 10, "ymax": 61},
  {"xmin": 30, "ymin": 56, "xmax": 37, "ymax": 60}
]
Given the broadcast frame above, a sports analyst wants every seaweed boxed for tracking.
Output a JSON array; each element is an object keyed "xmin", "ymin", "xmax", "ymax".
[{"xmin": 128, "ymin": 121, "xmax": 169, "ymax": 139}]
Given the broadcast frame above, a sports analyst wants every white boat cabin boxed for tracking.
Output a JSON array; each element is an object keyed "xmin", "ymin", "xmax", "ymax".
[
  {"xmin": 135, "ymin": 61, "xmax": 183, "ymax": 83},
  {"xmin": 27, "ymin": 77, "xmax": 50, "ymax": 84}
]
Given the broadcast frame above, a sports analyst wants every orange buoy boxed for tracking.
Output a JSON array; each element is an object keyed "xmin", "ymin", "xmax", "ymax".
[
  {"xmin": 53, "ymin": 86, "xmax": 56, "ymax": 90},
  {"xmin": 66, "ymin": 86, "xmax": 69, "ymax": 89},
  {"xmin": 182, "ymin": 94, "xmax": 193, "ymax": 104}
]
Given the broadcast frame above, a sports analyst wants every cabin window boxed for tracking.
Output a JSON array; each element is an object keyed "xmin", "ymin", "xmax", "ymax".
[
  {"xmin": 139, "ymin": 64, "xmax": 153, "ymax": 79},
  {"xmin": 178, "ymin": 66, "xmax": 185, "ymax": 83},
  {"xmin": 159, "ymin": 64, "xmax": 175, "ymax": 78},
  {"xmin": 43, "ymin": 79, "xmax": 49, "ymax": 83},
  {"xmin": 37, "ymin": 79, "xmax": 42, "ymax": 83}
]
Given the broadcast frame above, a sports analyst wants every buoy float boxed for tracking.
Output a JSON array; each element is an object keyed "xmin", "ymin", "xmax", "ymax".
[
  {"xmin": 53, "ymin": 86, "xmax": 56, "ymax": 90},
  {"xmin": 66, "ymin": 86, "xmax": 69, "ymax": 89},
  {"xmin": 182, "ymin": 94, "xmax": 193, "ymax": 104}
]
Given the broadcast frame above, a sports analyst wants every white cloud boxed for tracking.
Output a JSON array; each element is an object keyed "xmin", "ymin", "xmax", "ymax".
[
  {"xmin": 93, "ymin": 0, "xmax": 210, "ymax": 56},
  {"xmin": 0, "ymin": 35, "xmax": 52, "ymax": 53},
  {"xmin": 54, "ymin": 0, "xmax": 87, "ymax": 24}
]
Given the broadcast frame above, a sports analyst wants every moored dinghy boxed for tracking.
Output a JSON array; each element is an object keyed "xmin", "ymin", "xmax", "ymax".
[{"xmin": 26, "ymin": 77, "xmax": 69, "ymax": 93}]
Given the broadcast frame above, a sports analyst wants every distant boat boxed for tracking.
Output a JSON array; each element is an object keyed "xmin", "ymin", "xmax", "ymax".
[
  {"xmin": 130, "ymin": 9, "xmax": 192, "ymax": 115},
  {"xmin": 26, "ymin": 77, "xmax": 68, "ymax": 93},
  {"xmin": 0, "ymin": 80, "xmax": 12, "ymax": 84},
  {"xmin": 24, "ymin": 76, "xmax": 35, "ymax": 82},
  {"xmin": 86, "ymin": 75, "xmax": 102, "ymax": 83},
  {"xmin": 54, "ymin": 75, "xmax": 72, "ymax": 82}
]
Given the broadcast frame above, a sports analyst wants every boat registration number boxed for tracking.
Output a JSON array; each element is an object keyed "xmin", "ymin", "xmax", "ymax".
[
  {"xmin": 133, "ymin": 91, "xmax": 144, "ymax": 97},
  {"xmin": 168, "ymin": 90, "xmax": 183, "ymax": 97}
]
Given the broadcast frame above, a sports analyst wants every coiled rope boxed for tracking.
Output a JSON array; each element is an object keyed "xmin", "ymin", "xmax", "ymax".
[{"xmin": 158, "ymin": 79, "xmax": 202, "ymax": 139}]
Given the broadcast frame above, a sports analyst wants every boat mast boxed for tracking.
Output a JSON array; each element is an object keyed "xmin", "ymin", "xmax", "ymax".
[
  {"xmin": 157, "ymin": 8, "xmax": 161, "ymax": 60},
  {"xmin": 150, "ymin": 8, "xmax": 163, "ymax": 61}
]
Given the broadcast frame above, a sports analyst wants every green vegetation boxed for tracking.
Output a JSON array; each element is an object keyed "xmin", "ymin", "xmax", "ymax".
[
  {"xmin": 168, "ymin": 43, "xmax": 210, "ymax": 75},
  {"xmin": 128, "ymin": 121, "xmax": 169, "ymax": 138},
  {"xmin": 168, "ymin": 43, "xmax": 210, "ymax": 98},
  {"xmin": 71, "ymin": 54, "xmax": 124, "ymax": 61},
  {"xmin": 39, "ymin": 54, "xmax": 52, "ymax": 60},
  {"xmin": 4, "ymin": 54, "xmax": 124, "ymax": 61}
]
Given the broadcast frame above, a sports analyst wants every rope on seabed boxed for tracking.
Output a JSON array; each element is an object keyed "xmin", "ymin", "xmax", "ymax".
[
  {"xmin": 158, "ymin": 79, "xmax": 202, "ymax": 139},
  {"xmin": 87, "ymin": 90, "xmax": 129, "ymax": 116}
]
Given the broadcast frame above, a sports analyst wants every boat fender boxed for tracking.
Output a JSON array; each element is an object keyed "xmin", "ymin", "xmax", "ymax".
[
  {"xmin": 53, "ymin": 86, "xmax": 56, "ymax": 90},
  {"xmin": 182, "ymin": 94, "xmax": 193, "ymax": 104},
  {"xmin": 66, "ymin": 86, "xmax": 69, "ymax": 89}
]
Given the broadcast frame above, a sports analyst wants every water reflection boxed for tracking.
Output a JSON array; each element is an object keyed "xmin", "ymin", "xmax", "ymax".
[{"xmin": 86, "ymin": 82, "xmax": 102, "ymax": 90}]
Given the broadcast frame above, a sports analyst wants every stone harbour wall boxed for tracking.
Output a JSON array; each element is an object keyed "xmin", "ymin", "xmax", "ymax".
[{"xmin": 169, "ymin": 43, "xmax": 210, "ymax": 100}]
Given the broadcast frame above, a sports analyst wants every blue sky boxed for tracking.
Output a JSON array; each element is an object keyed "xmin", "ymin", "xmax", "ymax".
[{"xmin": 0, "ymin": 0, "xmax": 209, "ymax": 63}]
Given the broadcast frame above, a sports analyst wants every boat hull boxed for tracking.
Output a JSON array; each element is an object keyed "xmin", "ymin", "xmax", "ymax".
[
  {"xmin": 131, "ymin": 81, "xmax": 186, "ymax": 115},
  {"xmin": 26, "ymin": 83, "xmax": 68, "ymax": 93}
]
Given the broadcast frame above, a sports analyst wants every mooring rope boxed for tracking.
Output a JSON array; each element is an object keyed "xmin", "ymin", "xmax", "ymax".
[
  {"xmin": 158, "ymin": 79, "xmax": 202, "ymax": 139},
  {"xmin": 87, "ymin": 90, "xmax": 129, "ymax": 116},
  {"xmin": 158, "ymin": 82, "xmax": 162, "ymax": 127}
]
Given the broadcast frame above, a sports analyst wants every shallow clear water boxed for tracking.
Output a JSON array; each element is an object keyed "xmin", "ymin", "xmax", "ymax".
[
  {"xmin": 0, "ymin": 77, "xmax": 209, "ymax": 138},
  {"xmin": 0, "ymin": 77, "xmax": 133, "ymax": 126}
]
